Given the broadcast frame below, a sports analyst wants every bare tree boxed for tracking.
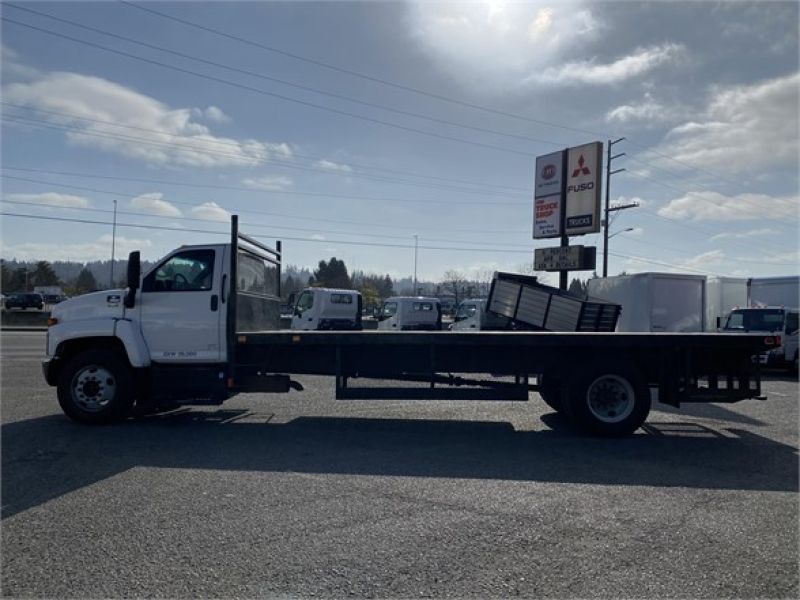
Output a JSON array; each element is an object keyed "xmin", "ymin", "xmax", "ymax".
[{"xmin": 442, "ymin": 269, "xmax": 468, "ymax": 305}]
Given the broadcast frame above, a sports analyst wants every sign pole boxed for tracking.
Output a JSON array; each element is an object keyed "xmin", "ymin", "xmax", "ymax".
[{"xmin": 559, "ymin": 148, "xmax": 569, "ymax": 290}]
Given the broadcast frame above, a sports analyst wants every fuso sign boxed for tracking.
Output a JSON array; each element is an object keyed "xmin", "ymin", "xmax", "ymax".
[{"xmin": 564, "ymin": 142, "xmax": 602, "ymax": 236}]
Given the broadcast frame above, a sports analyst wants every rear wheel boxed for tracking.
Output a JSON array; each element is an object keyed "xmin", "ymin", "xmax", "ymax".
[
  {"xmin": 57, "ymin": 350, "xmax": 134, "ymax": 424},
  {"xmin": 563, "ymin": 363, "xmax": 650, "ymax": 437}
]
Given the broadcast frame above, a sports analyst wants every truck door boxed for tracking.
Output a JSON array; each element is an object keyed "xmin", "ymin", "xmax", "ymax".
[
  {"xmin": 139, "ymin": 247, "xmax": 223, "ymax": 362},
  {"xmin": 291, "ymin": 290, "xmax": 316, "ymax": 330}
]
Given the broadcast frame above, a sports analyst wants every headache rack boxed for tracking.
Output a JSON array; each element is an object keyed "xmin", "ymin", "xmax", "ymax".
[{"xmin": 227, "ymin": 215, "xmax": 283, "ymax": 387}]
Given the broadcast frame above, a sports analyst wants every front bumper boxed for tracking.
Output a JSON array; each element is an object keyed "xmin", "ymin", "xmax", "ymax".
[{"xmin": 42, "ymin": 357, "xmax": 59, "ymax": 386}]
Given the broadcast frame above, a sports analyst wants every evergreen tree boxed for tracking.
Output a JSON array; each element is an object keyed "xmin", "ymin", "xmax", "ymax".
[
  {"xmin": 75, "ymin": 268, "xmax": 98, "ymax": 295},
  {"xmin": 310, "ymin": 257, "xmax": 351, "ymax": 288},
  {"xmin": 31, "ymin": 261, "xmax": 60, "ymax": 287}
]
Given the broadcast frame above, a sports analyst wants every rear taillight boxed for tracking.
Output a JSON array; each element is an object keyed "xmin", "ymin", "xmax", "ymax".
[{"xmin": 47, "ymin": 317, "xmax": 58, "ymax": 327}]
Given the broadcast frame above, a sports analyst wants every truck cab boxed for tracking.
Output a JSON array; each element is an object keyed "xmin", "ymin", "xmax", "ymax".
[
  {"xmin": 450, "ymin": 299, "xmax": 510, "ymax": 331},
  {"xmin": 290, "ymin": 288, "xmax": 363, "ymax": 331},
  {"xmin": 43, "ymin": 226, "xmax": 283, "ymax": 423},
  {"xmin": 723, "ymin": 307, "xmax": 799, "ymax": 370},
  {"xmin": 377, "ymin": 296, "xmax": 442, "ymax": 331}
]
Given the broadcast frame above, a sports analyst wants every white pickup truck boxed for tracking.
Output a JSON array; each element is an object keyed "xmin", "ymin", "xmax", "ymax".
[{"xmin": 42, "ymin": 216, "xmax": 773, "ymax": 436}]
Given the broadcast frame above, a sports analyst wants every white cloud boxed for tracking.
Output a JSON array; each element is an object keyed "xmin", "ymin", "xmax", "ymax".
[
  {"xmin": 130, "ymin": 193, "xmax": 182, "ymax": 217},
  {"xmin": 241, "ymin": 176, "xmax": 294, "ymax": 191},
  {"xmin": 658, "ymin": 191, "xmax": 799, "ymax": 221},
  {"xmin": 407, "ymin": 1, "xmax": 600, "ymax": 90},
  {"xmin": 316, "ymin": 159, "xmax": 353, "ymax": 173},
  {"xmin": 1, "ymin": 235, "xmax": 151, "ymax": 262},
  {"xmin": 1, "ymin": 44, "xmax": 41, "ymax": 80},
  {"xmin": 191, "ymin": 201, "xmax": 231, "ymax": 223},
  {"xmin": 654, "ymin": 72, "xmax": 799, "ymax": 173},
  {"xmin": 531, "ymin": 44, "xmax": 685, "ymax": 86},
  {"xmin": 682, "ymin": 249, "xmax": 725, "ymax": 270},
  {"xmin": 606, "ymin": 93, "xmax": 684, "ymax": 126},
  {"xmin": 5, "ymin": 192, "xmax": 90, "ymax": 208},
  {"xmin": 194, "ymin": 106, "xmax": 231, "ymax": 123},
  {"xmin": 3, "ymin": 72, "xmax": 292, "ymax": 168},
  {"xmin": 710, "ymin": 228, "xmax": 781, "ymax": 241}
]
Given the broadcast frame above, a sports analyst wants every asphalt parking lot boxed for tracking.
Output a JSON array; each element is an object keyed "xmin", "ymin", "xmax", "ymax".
[{"xmin": 2, "ymin": 331, "xmax": 798, "ymax": 598}]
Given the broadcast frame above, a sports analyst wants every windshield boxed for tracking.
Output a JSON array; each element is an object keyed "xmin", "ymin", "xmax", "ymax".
[
  {"xmin": 724, "ymin": 309, "xmax": 785, "ymax": 332},
  {"xmin": 455, "ymin": 303, "xmax": 477, "ymax": 321}
]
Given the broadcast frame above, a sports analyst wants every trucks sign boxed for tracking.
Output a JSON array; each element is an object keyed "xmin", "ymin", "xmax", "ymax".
[
  {"xmin": 564, "ymin": 142, "xmax": 602, "ymax": 236},
  {"xmin": 534, "ymin": 245, "xmax": 596, "ymax": 271},
  {"xmin": 533, "ymin": 150, "xmax": 564, "ymax": 239}
]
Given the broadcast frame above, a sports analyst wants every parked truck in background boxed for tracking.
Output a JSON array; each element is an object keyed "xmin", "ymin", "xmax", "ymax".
[
  {"xmin": 587, "ymin": 273, "xmax": 706, "ymax": 332},
  {"xmin": 40, "ymin": 216, "xmax": 773, "ymax": 437},
  {"xmin": 723, "ymin": 307, "xmax": 799, "ymax": 371},
  {"xmin": 450, "ymin": 299, "xmax": 510, "ymax": 331},
  {"xmin": 290, "ymin": 288, "xmax": 363, "ymax": 331}
]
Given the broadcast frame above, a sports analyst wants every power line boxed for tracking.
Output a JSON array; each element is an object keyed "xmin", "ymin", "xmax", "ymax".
[
  {"xmin": 119, "ymin": 0, "xmax": 605, "ymax": 140},
  {"xmin": 119, "ymin": 0, "xmax": 750, "ymax": 191},
  {"xmin": 2, "ymin": 112, "xmax": 528, "ymax": 200},
  {"xmin": 1, "ymin": 16, "xmax": 539, "ymax": 158},
  {"xmin": 0, "ymin": 211, "xmax": 541, "ymax": 254},
  {"xmin": 5, "ymin": 170, "xmax": 794, "ymax": 265},
  {"xmin": 0, "ymin": 198, "xmax": 539, "ymax": 250},
  {"xmin": 0, "ymin": 167, "xmax": 533, "ymax": 233},
  {"xmin": 0, "ymin": 210, "xmax": 738, "ymax": 274},
  {"xmin": 625, "ymin": 155, "xmax": 799, "ymax": 221},
  {"xmin": 1, "ymin": 101, "xmax": 530, "ymax": 194},
  {"xmin": 3, "ymin": 4, "xmax": 568, "ymax": 152}
]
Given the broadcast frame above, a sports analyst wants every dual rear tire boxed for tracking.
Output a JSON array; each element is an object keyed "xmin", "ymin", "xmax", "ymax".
[{"xmin": 539, "ymin": 364, "xmax": 650, "ymax": 437}]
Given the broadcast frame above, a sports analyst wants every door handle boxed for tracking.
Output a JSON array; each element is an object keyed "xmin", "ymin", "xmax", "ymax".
[
  {"xmin": 210, "ymin": 295, "xmax": 219, "ymax": 311},
  {"xmin": 221, "ymin": 275, "xmax": 227, "ymax": 303}
]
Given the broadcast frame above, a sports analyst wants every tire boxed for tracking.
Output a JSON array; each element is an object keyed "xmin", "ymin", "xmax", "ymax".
[
  {"xmin": 563, "ymin": 362, "xmax": 650, "ymax": 437},
  {"xmin": 538, "ymin": 373, "xmax": 563, "ymax": 413},
  {"xmin": 57, "ymin": 350, "xmax": 135, "ymax": 424}
]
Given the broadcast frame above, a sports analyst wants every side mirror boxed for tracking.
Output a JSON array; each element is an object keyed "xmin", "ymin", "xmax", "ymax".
[
  {"xmin": 716, "ymin": 316, "xmax": 721, "ymax": 330},
  {"xmin": 124, "ymin": 251, "xmax": 141, "ymax": 308}
]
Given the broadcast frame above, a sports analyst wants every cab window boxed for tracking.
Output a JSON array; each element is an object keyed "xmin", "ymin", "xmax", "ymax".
[
  {"xmin": 143, "ymin": 249, "xmax": 214, "ymax": 292},
  {"xmin": 455, "ymin": 303, "xmax": 477, "ymax": 321},
  {"xmin": 382, "ymin": 302, "xmax": 398, "ymax": 318},
  {"xmin": 295, "ymin": 291, "xmax": 314, "ymax": 314},
  {"xmin": 413, "ymin": 302, "xmax": 433, "ymax": 311}
]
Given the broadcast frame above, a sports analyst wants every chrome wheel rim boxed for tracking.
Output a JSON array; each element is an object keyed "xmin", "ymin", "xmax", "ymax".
[
  {"xmin": 71, "ymin": 365, "xmax": 116, "ymax": 412},
  {"xmin": 586, "ymin": 374, "xmax": 635, "ymax": 423}
]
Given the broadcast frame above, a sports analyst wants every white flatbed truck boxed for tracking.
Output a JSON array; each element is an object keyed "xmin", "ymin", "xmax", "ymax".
[{"xmin": 42, "ymin": 217, "xmax": 773, "ymax": 436}]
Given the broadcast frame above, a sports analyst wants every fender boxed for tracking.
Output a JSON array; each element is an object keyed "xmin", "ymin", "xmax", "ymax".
[
  {"xmin": 114, "ymin": 319, "xmax": 151, "ymax": 368},
  {"xmin": 48, "ymin": 318, "xmax": 115, "ymax": 357}
]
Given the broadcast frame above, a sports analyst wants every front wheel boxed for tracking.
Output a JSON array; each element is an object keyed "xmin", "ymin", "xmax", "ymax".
[
  {"xmin": 57, "ymin": 350, "xmax": 135, "ymax": 424},
  {"xmin": 563, "ymin": 363, "xmax": 650, "ymax": 437}
]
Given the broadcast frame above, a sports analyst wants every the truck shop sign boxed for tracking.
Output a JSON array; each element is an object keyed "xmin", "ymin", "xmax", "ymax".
[
  {"xmin": 533, "ymin": 150, "xmax": 564, "ymax": 239},
  {"xmin": 564, "ymin": 142, "xmax": 602, "ymax": 236}
]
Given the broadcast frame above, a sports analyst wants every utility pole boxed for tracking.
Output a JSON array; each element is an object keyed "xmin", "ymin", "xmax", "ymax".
[
  {"xmin": 603, "ymin": 138, "xmax": 627, "ymax": 277},
  {"xmin": 110, "ymin": 199, "xmax": 118, "ymax": 288},
  {"xmin": 413, "ymin": 235, "xmax": 418, "ymax": 295}
]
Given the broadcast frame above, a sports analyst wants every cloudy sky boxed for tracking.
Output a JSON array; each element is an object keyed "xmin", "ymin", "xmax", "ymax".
[{"xmin": 1, "ymin": 1, "xmax": 798, "ymax": 282}]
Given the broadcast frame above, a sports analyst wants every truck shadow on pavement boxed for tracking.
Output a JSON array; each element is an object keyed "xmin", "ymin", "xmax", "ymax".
[{"xmin": 2, "ymin": 410, "xmax": 797, "ymax": 519}]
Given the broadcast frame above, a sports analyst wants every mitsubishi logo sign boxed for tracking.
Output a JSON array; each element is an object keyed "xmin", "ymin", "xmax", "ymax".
[
  {"xmin": 571, "ymin": 155, "xmax": 591, "ymax": 178},
  {"xmin": 565, "ymin": 142, "xmax": 602, "ymax": 236}
]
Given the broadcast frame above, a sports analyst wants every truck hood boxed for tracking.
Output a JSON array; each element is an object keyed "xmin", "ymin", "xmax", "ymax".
[{"xmin": 52, "ymin": 289, "xmax": 126, "ymax": 322}]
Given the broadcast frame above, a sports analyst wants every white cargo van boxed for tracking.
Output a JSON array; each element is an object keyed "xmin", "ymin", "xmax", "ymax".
[
  {"xmin": 450, "ymin": 299, "xmax": 510, "ymax": 331},
  {"xmin": 291, "ymin": 288, "xmax": 362, "ymax": 330},
  {"xmin": 586, "ymin": 272, "xmax": 706, "ymax": 332},
  {"xmin": 377, "ymin": 296, "xmax": 442, "ymax": 331},
  {"xmin": 706, "ymin": 276, "xmax": 748, "ymax": 331}
]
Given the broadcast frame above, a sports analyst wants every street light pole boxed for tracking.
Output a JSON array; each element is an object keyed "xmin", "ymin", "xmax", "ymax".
[
  {"xmin": 110, "ymin": 199, "xmax": 118, "ymax": 288},
  {"xmin": 603, "ymin": 138, "xmax": 626, "ymax": 277},
  {"xmin": 413, "ymin": 235, "xmax": 418, "ymax": 294}
]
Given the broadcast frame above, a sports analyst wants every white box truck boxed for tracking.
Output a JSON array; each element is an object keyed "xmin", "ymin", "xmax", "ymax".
[
  {"xmin": 586, "ymin": 272, "xmax": 706, "ymax": 332},
  {"xmin": 290, "ymin": 288, "xmax": 362, "ymax": 331},
  {"xmin": 748, "ymin": 276, "xmax": 799, "ymax": 309},
  {"xmin": 706, "ymin": 276, "xmax": 748, "ymax": 331}
]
